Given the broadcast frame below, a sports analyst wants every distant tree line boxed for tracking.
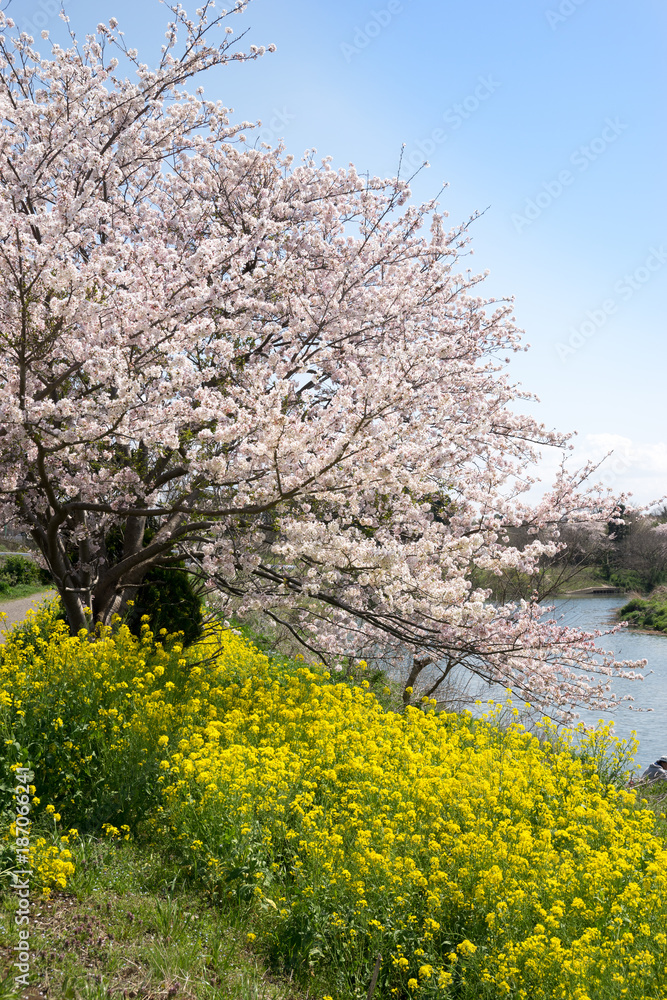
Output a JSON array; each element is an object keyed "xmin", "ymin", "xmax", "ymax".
[{"xmin": 472, "ymin": 506, "xmax": 667, "ymax": 603}]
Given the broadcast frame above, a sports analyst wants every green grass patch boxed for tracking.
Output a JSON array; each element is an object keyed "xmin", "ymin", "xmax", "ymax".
[
  {"xmin": 0, "ymin": 583, "xmax": 54, "ymax": 603},
  {"xmin": 0, "ymin": 837, "xmax": 304, "ymax": 999},
  {"xmin": 619, "ymin": 595, "xmax": 667, "ymax": 632}
]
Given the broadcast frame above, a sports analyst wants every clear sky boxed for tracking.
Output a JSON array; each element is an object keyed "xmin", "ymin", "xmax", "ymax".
[{"xmin": 17, "ymin": 0, "xmax": 667, "ymax": 502}]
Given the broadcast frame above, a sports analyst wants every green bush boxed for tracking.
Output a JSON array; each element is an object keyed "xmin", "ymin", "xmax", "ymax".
[
  {"xmin": 124, "ymin": 563, "xmax": 204, "ymax": 647},
  {"xmin": 0, "ymin": 554, "xmax": 38, "ymax": 586},
  {"xmin": 619, "ymin": 596, "xmax": 667, "ymax": 633},
  {"xmin": 0, "ymin": 554, "xmax": 52, "ymax": 590},
  {"xmin": 99, "ymin": 524, "xmax": 203, "ymax": 646},
  {"xmin": 609, "ymin": 569, "xmax": 647, "ymax": 591},
  {"xmin": 619, "ymin": 597, "xmax": 645, "ymax": 614}
]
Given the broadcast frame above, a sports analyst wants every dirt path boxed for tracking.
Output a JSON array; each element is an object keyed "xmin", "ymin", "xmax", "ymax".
[{"xmin": 0, "ymin": 590, "xmax": 55, "ymax": 634}]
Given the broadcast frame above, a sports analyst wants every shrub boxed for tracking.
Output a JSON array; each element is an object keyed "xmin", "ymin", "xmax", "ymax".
[
  {"xmin": 609, "ymin": 569, "xmax": 647, "ymax": 591},
  {"xmin": 0, "ymin": 554, "xmax": 43, "ymax": 587},
  {"xmin": 124, "ymin": 564, "xmax": 204, "ymax": 647},
  {"xmin": 619, "ymin": 597, "xmax": 645, "ymax": 615},
  {"xmin": 0, "ymin": 602, "xmax": 197, "ymax": 832},
  {"xmin": 2, "ymin": 603, "xmax": 667, "ymax": 998},
  {"xmin": 102, "ymin": 526, "xmax": 203, "ymax": 646},
  {"xmin": 619, "ymin": 596, "xmax": 667, "ymax": 633}
]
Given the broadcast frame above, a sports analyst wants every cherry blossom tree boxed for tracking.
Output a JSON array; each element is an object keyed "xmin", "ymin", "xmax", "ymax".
[{"xmin": 0, "ymin": 3, "xmax": 641, "ymax": 718}]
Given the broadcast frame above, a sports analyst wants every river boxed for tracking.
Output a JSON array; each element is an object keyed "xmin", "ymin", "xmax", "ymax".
[
  {"xmin": 552, "ymin": 595, "xmax": 667, "ymax": 770},
  {"xmin": 433, "ymin": 596, "xmax": 667, "ymax": 772}
]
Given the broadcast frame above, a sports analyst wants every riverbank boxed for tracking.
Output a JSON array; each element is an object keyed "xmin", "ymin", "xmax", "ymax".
[
  {"xmin": 2, "ymin": 601, "xmax": 667, "ymax": 999},
  {"xmin": 561, "ymin": 585, "xmax": 624, "ymax": 597},
  {"xmin": 618, "ymin": 590, "xmax": 667, "ymax": 635}
]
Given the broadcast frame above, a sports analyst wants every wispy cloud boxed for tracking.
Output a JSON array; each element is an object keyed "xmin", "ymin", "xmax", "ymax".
[{"xmin": 530, "ymin": 435, "xmax": 667, "ymax": 507}]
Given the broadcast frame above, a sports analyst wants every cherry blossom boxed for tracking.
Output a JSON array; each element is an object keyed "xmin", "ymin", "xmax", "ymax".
[{"xmin": 0, "ymin": 5, "xmax": 642, "ymax": 718}]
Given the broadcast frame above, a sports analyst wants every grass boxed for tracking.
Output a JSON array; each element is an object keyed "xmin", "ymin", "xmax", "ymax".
[
  {"xmin": 552, "ymin": 566, "xmax": 613, "ymax": 592},
  {"xmin": 0, "ymin": 837, "xmax": 305, "ymax": 1000},
  {"xmin": 470, "ymin": 563, "xmax": 615, "ymax": 603},
  {"xmin": 0, "ymin": 583, "xmax": 53, "ymax": 603},
  {"xmin": 618, "ymin": 592, "xmax": 667, "ymax": 634}
]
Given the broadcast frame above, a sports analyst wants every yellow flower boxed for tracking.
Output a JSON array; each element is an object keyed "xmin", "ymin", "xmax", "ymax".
[
  {"xmin": 3, "ymin": 595, "xmax": 666, "ymax": 998},
  {"xmin": 457, "ymin": 939, "xmax": 477, "ymax": 956}
]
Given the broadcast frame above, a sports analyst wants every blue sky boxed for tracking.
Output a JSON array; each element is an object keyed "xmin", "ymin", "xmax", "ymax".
[{"xmin": 18, "ymin": 0, "xmax": 667, "ymax": 501}]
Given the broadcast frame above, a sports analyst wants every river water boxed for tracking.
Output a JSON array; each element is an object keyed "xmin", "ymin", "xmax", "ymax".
[
  {"xmin": 552, "ymin": 595, "xmax": 667, "ymax": 770},
  {"xmin": 435, "ymin": 596, "xmax": 667, "ymax": 772}
]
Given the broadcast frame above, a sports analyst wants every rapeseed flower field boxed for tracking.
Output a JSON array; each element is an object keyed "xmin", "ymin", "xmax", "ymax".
[{"xmin": 1, "ymin": 601, "xmax": 666, "ymax": 999}]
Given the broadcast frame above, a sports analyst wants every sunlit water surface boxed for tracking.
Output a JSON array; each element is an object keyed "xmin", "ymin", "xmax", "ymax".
[
  {"xmin": 550, "ymin": 596, "xmax": 667, "ymax": 769},
  {"xmin": 408, "ymin": 597, "xmax": 667, "ymax": 771}
]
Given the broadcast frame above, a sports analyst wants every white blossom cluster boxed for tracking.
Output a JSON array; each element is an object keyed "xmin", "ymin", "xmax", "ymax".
[{"xmin": 0, "ymin": 6, "xmax": 641, "ymax": 717}]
